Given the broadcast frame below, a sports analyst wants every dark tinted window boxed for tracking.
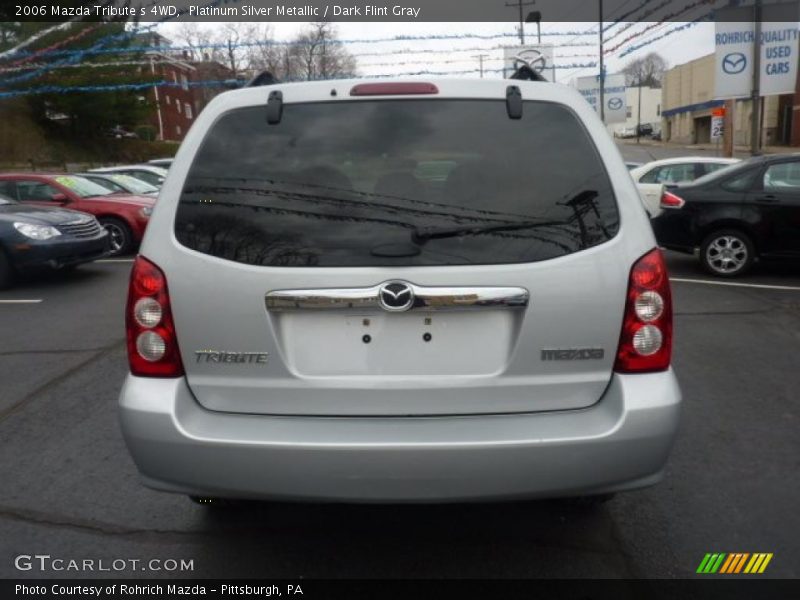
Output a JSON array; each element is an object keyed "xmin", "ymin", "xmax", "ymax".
[
  {"xmin": 175, "ymin": 100, "xmax": 619, "ymax": 267},
  {"xmin": 16, "ymin": 180, "xmax": 61, "ymax": 201},
  {"xmin": 0, "ymin": 181, "xmax": 16, "ymax": 200},
  {"xmin": 721, "ymin": 168, "xmax": 761, "ymax": 192}
]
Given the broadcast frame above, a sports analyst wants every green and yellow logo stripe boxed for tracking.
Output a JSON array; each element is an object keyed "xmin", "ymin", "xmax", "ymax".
[{"xmin": 697, "ymin": 553, "xmax": 773, "ymax": 574}]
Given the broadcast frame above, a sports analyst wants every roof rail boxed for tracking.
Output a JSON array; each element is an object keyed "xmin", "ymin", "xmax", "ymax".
[{"xmin": 246, "ymin": 71, "xmax": 280, "ymax": 87}]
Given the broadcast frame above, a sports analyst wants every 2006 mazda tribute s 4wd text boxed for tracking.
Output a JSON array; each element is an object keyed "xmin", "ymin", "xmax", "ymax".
[{"xmin": 118, "ymin": 77, "xmax": 681, "ymax": 505}]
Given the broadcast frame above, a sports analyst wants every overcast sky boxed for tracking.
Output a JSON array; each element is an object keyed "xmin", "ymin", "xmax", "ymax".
[{"xmin": 158, "ymin": 21, "xmax": 714, "ymax": 84}]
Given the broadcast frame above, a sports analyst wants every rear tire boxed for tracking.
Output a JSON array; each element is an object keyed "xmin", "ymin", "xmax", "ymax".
[
  {"xmin": 0, "ymin": 249, "xmax": 13, "ymax": 290},
  {"xmin": 98, "ymin": 217, "xmax": 132, "ymax": 256},
  {"xmin": 699, "ymin": 229, "xmax": 755, "ymax": 278}
]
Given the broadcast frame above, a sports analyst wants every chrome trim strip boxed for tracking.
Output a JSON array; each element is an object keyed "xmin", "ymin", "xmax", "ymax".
[{"xmin": 266, "ymin": 282, "xmax": 529, "ymax": 312}]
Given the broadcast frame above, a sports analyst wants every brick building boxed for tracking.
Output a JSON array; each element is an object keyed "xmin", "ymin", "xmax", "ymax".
[{"xmin": 135, "ymin": 33, "xmax": 233, "ymax": 142}]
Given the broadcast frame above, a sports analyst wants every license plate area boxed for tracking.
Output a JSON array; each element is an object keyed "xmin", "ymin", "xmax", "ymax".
[{"xmin": 270, "ymin": 311, "xmax": 521, "ymax": 377}]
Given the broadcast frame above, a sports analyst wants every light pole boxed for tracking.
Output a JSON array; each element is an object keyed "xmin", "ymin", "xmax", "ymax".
[
  {"xmin": 750, "ymin": 0, "xmax": 762, "ymax": 155},
  {"xmin": 637, "ymin": 75, "xmax": 643, "ymax": 144},
  {"xmin": 505, "ymin": 0, "xmax": 536, "ymax": 45},
  {"xmin": 599, "ymin": 0, "xmax": 605, "ymax": 123},
  {"xmin": 525, "ymin": 11, "xmax": 542, "ymax": 44}
]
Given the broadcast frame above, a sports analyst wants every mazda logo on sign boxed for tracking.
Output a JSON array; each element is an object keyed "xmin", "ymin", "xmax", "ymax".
[
  {"xmin": 607, "ymin": 97, "xmax": 623, "ymax": 111},
  {"xmin": 512, "ymin": 49, "xmax": 547, "ymax": 73},
  {"xmin": 722, "ymin": 52, "xmax": 747, "ymax": 75},
  {"xmin": 378, "ymin": 281, "xmax": 415, "ymax": 312}
]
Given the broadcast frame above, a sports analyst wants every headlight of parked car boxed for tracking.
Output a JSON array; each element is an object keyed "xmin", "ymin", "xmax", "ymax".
[
  {"xmin": 13, "ymin": 222, "xmax": 62, "ymax": 240},
  {"xmin": 140, "ymin": 207, "xmax": 153, "ymax": 217}
]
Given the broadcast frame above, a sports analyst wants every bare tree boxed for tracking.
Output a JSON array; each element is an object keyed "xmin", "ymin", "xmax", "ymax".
[
  {"xmin": 173, "ymin": 22, "xmax": 214, "ymax": 61},
  {"xmin": 216, "ymin": 23, "xmax": 259, "ymax": 78},
  {"xmin": 622, "ymin": 52, "xmax": 668, "ymax": 88},
  {"xmin": 243, "ymin": 24, "xmax": 283, "ymax": 75},
  {"xmin": 282, "ymin": 22, "xmax": 357, "ymax": 81},
  {"xmin": 174, "ymin": 22, "xmax": 256, "ymax": 77}
]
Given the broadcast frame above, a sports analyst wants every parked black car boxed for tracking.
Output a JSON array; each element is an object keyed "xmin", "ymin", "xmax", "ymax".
[
  {"xmin": 0, "ymin": 193, "xmax": 109, "ymax": 289},
  {"xmin": 652, "ymin": 154, "xmax": 800, "ymax": 277}
]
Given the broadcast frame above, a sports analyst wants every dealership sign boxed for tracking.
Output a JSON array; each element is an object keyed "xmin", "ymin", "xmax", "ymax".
[
  {"xmin": 575, "ymin": 73, "xmax": 627, "ymax": 124},
  {"xmin": 715, "ymin": 3, "xmax": 800, "ymax": 99},
  {"xmin": 503, "ymin": 45, "xmax": 554, "ymax": 79}
]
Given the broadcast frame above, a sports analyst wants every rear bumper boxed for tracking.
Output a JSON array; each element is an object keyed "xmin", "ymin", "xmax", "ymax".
[
  {"xmin": 651, "ymin": 212, "xmax": 696, "ymax": 253},
  {"xmin": 118, "ymin": 370, "xmax": 681, "ymax": 502}
]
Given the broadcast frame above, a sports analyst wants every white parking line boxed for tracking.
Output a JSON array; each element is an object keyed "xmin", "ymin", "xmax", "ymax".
[
  {"xmin": 671, "ymin": 277, "xmax": 800, "ymax": 291},
  {"xmin": 0, "ymin": 299, "xmax": 43, "ymax": 304},
  {"xmin": 97, "ymin": 258, "xmax": 134, "ymax": 263}
]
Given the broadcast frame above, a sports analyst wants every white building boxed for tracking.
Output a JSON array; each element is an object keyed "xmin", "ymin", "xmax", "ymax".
[{"xmin": 608, "ymin": 86, "xmax": 662, "ymax": 137}]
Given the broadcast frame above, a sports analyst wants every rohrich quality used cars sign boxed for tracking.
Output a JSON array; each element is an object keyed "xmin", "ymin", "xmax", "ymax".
[
  {"xmin": 575, "ymin": 73, "xmax": 627, "ymax": 124},
  {"xmin": 715, "ymin": 3, "xmax": 800, "ymax": 99}
]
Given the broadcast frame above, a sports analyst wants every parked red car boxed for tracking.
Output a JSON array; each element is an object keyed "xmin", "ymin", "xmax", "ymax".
[{"xmin": 0, "ymin": 173, "xmax": 154, "ymax": 255}]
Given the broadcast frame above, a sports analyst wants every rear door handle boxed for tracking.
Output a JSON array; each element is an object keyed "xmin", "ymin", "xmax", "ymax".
[{"xmin": 756, "ymin": 195, "xmax": 779, "ymax": 203}]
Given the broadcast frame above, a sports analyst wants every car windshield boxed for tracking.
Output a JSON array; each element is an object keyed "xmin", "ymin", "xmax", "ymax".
[
  {"xmin": 0, "ymin": 193, "xmax": 16, "ymax": 205},
  {"xmin": 109, "ymin": 174, "xmax": 158, "ymax": 194},
  {"xmin": 53, "ymin": 175, "xmax": 114, "ymax": 198},
  {"xmin": 175, "ymin": 99, "xmax": 619, "ymax": 267}
]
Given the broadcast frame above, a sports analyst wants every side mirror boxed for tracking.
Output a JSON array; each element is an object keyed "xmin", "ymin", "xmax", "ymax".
[{"xmin": 50, "ymin": 193, "xmax": 68, "ymax": 203}]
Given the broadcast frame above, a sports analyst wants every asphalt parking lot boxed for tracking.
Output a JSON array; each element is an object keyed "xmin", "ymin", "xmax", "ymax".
[
  {"xmin": 1, "ymin": 140, "xmax": 799, "ymax": 579},
  {"xmin": 1, "ymin": 247, "xmax": 798, "ymax": 580}
]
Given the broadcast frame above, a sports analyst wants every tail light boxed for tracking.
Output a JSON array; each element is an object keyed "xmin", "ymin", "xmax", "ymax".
[
  {"xmin": 614, "ymin": 249, "xmax": 673, "ymax": 373},
  {"xmin": 125, "ymin": 256, "xmax": 184, "ymax": 377},
  {"xmin": 660, "ymin": 190, "xmax": 685, "ymax": 209}
]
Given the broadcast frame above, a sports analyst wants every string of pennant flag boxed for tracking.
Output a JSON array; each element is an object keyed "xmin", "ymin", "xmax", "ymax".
[{"xmin": 0, "ymin": 63, "xmax": 606, "ymax": 99}]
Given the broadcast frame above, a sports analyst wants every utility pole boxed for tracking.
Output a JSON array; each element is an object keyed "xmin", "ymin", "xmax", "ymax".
[
  {"xmin": 505, "ymin": 0, "xmax": 536, "ymax": 45},
  {"xmin": 599, "ymin": 0, "xmax": 605, "ymax": 123},
  {"xmin": 473, "ymin": 54, "xmax": 489, "ymax": 78},
  {"xmin": 750, "ymin": 0, "xmax": 763, "ymax": 156}
]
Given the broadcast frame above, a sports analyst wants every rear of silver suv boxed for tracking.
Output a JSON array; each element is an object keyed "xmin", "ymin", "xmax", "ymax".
[{"xmin": 119, "ymin": 78, "xmax": 681, "ymax": 502}]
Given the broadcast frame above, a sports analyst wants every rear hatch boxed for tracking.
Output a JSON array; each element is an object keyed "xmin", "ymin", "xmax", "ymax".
[{"xmin": 164, "ymin": 84, "xmax": 630, "ymax": 416}]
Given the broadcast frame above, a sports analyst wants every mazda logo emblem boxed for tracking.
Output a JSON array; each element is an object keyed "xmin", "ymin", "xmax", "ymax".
[
  {"xmin": 378, "ymin": 281, "xmax": 415, "ymax": 312},
  {"xmin": 722, "ymin": 52, "xmax": 747, "ymax": 75},
  {"xmin": 607, "ymin": 97, "xmax": 623, "ymax": 111}
]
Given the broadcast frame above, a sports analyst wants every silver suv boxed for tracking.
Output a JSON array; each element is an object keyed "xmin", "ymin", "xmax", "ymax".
[{"xmin": 119, "ymin": 78, "xmax": 681, "ymax": 504}]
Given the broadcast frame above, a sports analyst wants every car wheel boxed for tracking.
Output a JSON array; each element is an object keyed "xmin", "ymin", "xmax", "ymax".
[
  {"xmin": 99, "ymin": 217, "xmax": 132, "ymax": 256},
  {"xmin": 700, "ymin": 229, "xmax": 755, "ymax": 278},
  {"xmin": 0, "ymin": 249, "xmax": 13, "ymax": 290}
]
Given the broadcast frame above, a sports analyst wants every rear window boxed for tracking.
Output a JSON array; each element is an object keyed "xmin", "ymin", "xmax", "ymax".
[{"xmin": 175, "ymin": 99, "xmax": 619, "ymax": 267}]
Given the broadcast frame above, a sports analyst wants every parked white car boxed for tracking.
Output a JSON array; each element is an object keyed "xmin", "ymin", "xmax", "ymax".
[
  {"xmin": 88, "ymin": 165, "xmax": 168, "ymax": 189},
  {"xmin": 630, "ymin": 157, "xmax": 740, "ymax": 218}
]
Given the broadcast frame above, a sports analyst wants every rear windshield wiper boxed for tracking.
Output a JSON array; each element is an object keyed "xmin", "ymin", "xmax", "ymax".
[{"xmin": 411, "ymin": 190, "xmax": 599, "ymax": 244}]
